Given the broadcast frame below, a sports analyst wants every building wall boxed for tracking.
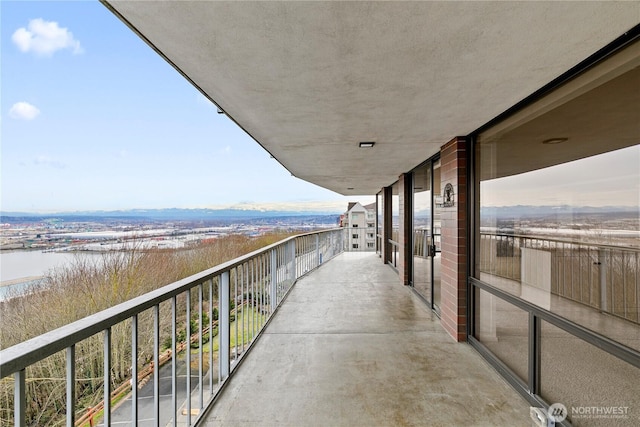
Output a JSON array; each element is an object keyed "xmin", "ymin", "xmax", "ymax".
[
  {"xmin": 344, "ymin": 203, "xmax": 376, "ymax": 251},
  {"xmin": 439, "ymin": 137, "xmax": 468, "ymax": 342}
]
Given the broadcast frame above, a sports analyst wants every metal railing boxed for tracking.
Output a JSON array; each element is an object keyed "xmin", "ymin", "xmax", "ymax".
[
  {"xmin": 412, "ymin": 229, "xmax": 441, "ymax": 258},
  {"xmin": 479, "ymin": 232, "xmax": 640, "ymax": 324},
  {"xmin": 0, "ymin": 228, "xmax": 345, "ymax": 427}
]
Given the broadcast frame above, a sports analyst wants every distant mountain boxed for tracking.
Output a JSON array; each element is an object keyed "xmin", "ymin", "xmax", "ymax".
[
  {"xmin": 481, "ymin": 205, "xmax": 639, "ymax": 218},
  {"xmin": 0, "ymin": 207, "xmax": 342, "ymax": 222}
]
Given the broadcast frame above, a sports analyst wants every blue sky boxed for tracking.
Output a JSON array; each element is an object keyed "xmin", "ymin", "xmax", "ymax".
[{"xmin": 1, "ymin": 1, "xmax": 371, "ymax": 213}]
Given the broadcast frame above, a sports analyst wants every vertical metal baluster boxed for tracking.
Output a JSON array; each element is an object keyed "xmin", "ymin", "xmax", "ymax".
[
  {"xmin": 559, "ymin": 241, "xmax": 564, "ymax": 297},
  {"xmin": 634, "ymin": 252, "xmax": 640, "ymax": 322},
  {"xmin": 610, "ymin": 250, "xmax": 614, "ymax": 315},
  {"xmin": 235, "ymin": 267, "xmax": 239, "ymax": 364},
  {"xmin": 255, "ymin": 258, "xmax": 258, "ymax": 335},
  {"xmin": 186, "ymin": 290, "xmax": 191, "ymax": 425},
  {"xmin": 291, "ymin": 240, "xmax": 296, "ymax": 281},
  {"xmin": 218, "ymin": 277, "xmax": 222, "ymax": 385},
  {"xmin": 279, "ymin": 245, "xmax": 282, "ymax": 297},
  {"xmin": 219, "ymin": 271, "xmax": 230, "ymax": 380},
  {"xmin": 104, "ymin": 328, "xmax": 111, "ymax": 426},
  {"xmin": 304, "ymin": 236, "xmax": 311, "ymax": 273},
  {"xmin": 247, "ymin": 261, "xmax": 251, "ymax": 344},
  {"xmin": 258, "ymin": 255, "xmax": 262, "ymax": 328},
  {"xmin": 198, "ymin": 284, "xmax": 203, "ymax": 409},
  {"xmin": 14, "ymin": 370, "xmax": 25, "ymax": 427},
  {"xmin": 172, "ymin": 296, "xmax": 177, "ymax": 427},
  {"xmin": 244, "ymin": 263, "xmax": 248, "ymax": 353},
  {"xmin": 586, "ymin": 247, "xmax": 596, "ymax": 307},
  {"xmin": 256, "ymin": 257, "xmax": 261, "ymax": 332},
  {"xmin": 154, "ymin": 305, "xmax": 160, "ymax": 427},
  {"xmin": 251, "ymin": 259, "xmax": 255, "ymax": 341},
  {"xmin": 209, "ymin": 279, "xmax": 214, "ymax": 394},
  {"xmin": 131, "ymin": 315, "xmax": 138, "ymax": 425},
  {"xmin": 271, "ymin": 249, "xmax": 277, "ymax": 312},
  {"xmin": 307, "ymin": 236, "xmax": 310, "ymax": 272},
  {"xmin": 261, "ymin": 255, "xmax": 265, "ymax": 328},
  {"xmin": 623, "ymin": 252, "xmax": 628, "ymax": 319},
  {"xmin": 636, "ymin": 252, "xmax": 640, "ymax": 322},
  {"xmin": 67, "ymin": 345, "xmax": 75, "ymax": 427},
  {"xmin": 579, "ymin": 245, "xmax": 583, "ymax": 303}
]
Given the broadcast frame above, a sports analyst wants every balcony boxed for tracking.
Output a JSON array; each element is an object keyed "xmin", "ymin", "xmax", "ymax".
[
  {"xmin": 201, "ymin": 251, "xmax": 529, "ymax": 426},
  {"xmin": 0, "ymin": 229, "xmax": 530, "ymax": 426}
]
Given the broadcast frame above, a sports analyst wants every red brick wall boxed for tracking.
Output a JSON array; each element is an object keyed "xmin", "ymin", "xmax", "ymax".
[{"xmin": 439, "ymin": 137, "xmax": 468, "ymax": 342}]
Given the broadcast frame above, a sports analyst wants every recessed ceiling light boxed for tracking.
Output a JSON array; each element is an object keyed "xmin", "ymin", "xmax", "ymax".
[
  {"xmin": 542, "ymin": 137, "xmax": 568, "ymax": 145},
  {"xmin": 359, "ymin": 141, "xmax": 375, "ymax": 148}
]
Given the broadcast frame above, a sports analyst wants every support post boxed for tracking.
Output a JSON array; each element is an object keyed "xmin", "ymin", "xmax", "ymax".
[
  {"xmin": 14, "ymin": 370, "xmax": 25, "ymax": 427},
  {"xmin": 599, "ymin": 249, "xmax": 608, "ymax": 312},
  {"xmin": 103, "ymin": 328, "xmax": 111, "ymax": 426},
  {"xmin": 219, "ymin": 271, "xmax": 230, "ymax": 379},
  {"xmin": 67, "ymin": 345, "xmax": 75, "ymax": 427},
  {"xmin": 271, "ymin": 249, "xmax": 278, "ymax": 310}
]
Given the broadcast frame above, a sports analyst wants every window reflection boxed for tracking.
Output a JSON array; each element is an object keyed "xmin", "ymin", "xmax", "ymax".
[
  {"xmin": 413, "ymin": 162, "xmax": 431, "ymax": 302},
  {"xmin": 476, "ymin": 143, "xmax": 640, "ymax": 350}
]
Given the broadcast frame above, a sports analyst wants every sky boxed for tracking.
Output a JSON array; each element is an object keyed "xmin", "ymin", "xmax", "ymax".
[
  {"xmin": 481, "ymin": 145, "xmax": 640, "ymax": 208},
  {"xmin": 1, "ymin": 1, "xmax": 373, "ymax": 213},
  {"xmin": 2, "ymin": 2, "xmax": 638, "ymax": 214}
]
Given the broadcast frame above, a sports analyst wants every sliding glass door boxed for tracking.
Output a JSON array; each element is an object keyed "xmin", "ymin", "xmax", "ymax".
[{"xmin": 412, "ymin": 158, "xmax": 441, "ymax": 312}]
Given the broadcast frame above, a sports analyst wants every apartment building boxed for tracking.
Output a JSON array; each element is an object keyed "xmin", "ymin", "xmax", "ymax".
[{"xmin": 340, "ymin": 202, "xmax": 376, "ymax": 251}]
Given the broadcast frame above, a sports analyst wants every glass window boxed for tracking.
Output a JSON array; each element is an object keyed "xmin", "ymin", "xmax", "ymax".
[
  {"xmin": 474, "ymin": 289, "xmax": 529, "ymax": 382},
  {"xmin": 376, "ymin": 192, "xmax": 382, "ymax": 254},
  {"xmin": 412, "ymin": 162, "xmax": 432, "ymax": 301},
  {"xmin": 540, "ymin": 321, "xmax": 640, "ymax": 425},
  {"xmin": 475, "ymin": 60, "xmax": 640, "ymax": 350},
  {"xmin": 392, "ymin": 181, "xmax": 399, "ymax": 242}
]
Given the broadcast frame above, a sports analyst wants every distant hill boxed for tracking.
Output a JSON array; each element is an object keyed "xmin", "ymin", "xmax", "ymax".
[
  {"xmin": 481, "ymin": 205, "xmax": 639, "ymax": 218},
  {"xmin": 0, "ymin": 208, "xmax": 341, "ymax": 223}
]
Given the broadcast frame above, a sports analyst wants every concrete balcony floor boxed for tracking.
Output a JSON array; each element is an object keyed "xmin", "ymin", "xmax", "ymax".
[{"xmin": 202, "ymin": 252, "xmax": 530, "ymax": 426}]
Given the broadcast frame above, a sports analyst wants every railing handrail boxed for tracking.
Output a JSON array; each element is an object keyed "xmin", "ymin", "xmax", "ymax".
[
  {"xmin": 0, "ymin": 228, "xmax": 342, "ymax": 379},
  {"xmin": 480, "ymin": 231, "xmax": 640, "ymax": 253}
]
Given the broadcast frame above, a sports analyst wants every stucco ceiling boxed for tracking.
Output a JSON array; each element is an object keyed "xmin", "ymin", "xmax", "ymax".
[{"xmin": 103, "ymin": 1, "xmax": 640, "ymax": 195}]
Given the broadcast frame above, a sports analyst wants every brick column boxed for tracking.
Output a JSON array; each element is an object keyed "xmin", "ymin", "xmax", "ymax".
[
  {"xmin": 440, "ymin": 137, "xmax": 469, "ymax": 342},
  {"xmin": 398, "ymin": 174, "xmax": 412, "ymax": 285}
]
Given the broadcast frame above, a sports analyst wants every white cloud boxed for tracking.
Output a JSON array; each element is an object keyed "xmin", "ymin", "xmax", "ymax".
[
  {"xmin": 34, "ymin": 155, "xmax": 67, "ymax": 169},
  {"xmin": 9, "ymin": 102, "xmax": 41, "ymax": 120},
  {"xmin": 220, "ymin": 146, "xmax": 232, "ymax": 154},
  {"xmin": 12, "ymin": 18, "xmax": 83, "ymax": 57}
]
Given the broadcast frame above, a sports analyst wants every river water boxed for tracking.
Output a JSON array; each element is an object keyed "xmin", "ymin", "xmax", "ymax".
[{"xmin": 0, "ymin": 251, "xmax": 101, "ymax": 300}]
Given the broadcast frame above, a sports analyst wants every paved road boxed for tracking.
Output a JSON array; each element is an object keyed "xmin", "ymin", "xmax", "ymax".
[{"xmin": 96, "ymin": 354, "xmax": 217, "ymax": 427}]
